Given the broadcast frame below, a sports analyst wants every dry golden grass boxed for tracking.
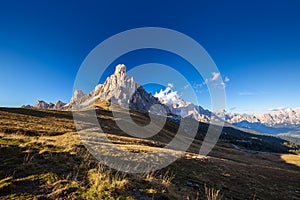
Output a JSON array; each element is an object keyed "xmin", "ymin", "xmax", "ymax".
[
  {"xmin": 281, "ymin": 154, "xmax": 300, "ymax": 167},
  {"xmin": 204, "ymin": 184, "xmax": 223, "ymax": 200},
  {"xmin": 0, "ymin": 108, "xmax": 178, "ymax": 199},
  {"xmin": 0, "ymin": 107, "xmax": 300, "ymax": 199},
  {"xmin": 84, "ymin": 99, "xmax": 111, "ymax": 110}
]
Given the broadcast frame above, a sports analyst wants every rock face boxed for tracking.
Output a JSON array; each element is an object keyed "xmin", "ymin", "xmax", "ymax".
[
  {"xmin": 34, "ymin": 100, "xmax": 52, "ymax": 109},
  {"xmin": 69, "ymin": 90, "xmax": 85, "ymax": 105},
  {"xmin": 93, "ymin": 64, "xmax": 138, "ymax": 107},
  {"xmin": 67, "ymin": 64, "xmax": 169, "ymax": 114},
  {"xmin": 54, "ymin": 100, "xmax": 66, "ymax": 109},
  {"xmin": 33, "ymin": 100, "xmax": 66, "ymax": 110}
]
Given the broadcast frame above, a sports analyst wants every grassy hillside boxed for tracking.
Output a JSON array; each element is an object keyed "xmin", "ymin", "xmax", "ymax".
[{"xmin": 0, "ymin": 107, "xmax": 300, "ymax": 199}]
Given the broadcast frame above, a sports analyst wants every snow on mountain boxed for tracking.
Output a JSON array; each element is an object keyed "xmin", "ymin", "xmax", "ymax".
[
  {"xmin": 255, "ymin": 108, "xmax": 300, "ymax": 125},
  {"xmin": 154, "ymin": 85, "xmax": 211, "ymax": 122},
  {"xmin": 215, "ymin": 108, "xmax": 300, "ymax": 126},
  {"xmin": 153, "ymin": 85, "xmax": 300, "ymax": 134},
  {"xmin": 215, "ymin": 108, "xmax": 300, "ymax": 134}
]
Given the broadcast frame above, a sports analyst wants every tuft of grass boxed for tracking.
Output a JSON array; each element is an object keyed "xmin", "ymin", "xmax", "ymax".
[
  {"xmin": 0, "ymin": 177, "xmax": 13, "ymax": 191},
  {"xmin": 204, "ymin": 184, "xmax": 223, "ymax": 200},
  {"xmin": 83, "ymin": 165, "xmax": 129, "ymax": 199}
]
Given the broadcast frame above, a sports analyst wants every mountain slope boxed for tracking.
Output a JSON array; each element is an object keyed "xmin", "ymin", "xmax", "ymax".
[{"xmin": 1, "ymin": 107, "xmax": 300, "ymax": 199}]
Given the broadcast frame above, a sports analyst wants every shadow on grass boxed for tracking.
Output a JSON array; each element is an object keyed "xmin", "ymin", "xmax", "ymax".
[
  {"xmin": 0, "ymin": 107, "xmax": 73, "ymax": 120},
  {"xmin": 0, "ymin": 142, "xmax": 90, "ymax": 198}
]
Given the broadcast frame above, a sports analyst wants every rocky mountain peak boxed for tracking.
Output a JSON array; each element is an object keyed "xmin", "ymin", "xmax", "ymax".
[
  {"xmin": 54, "ymin": 100, "xmax": 66, "ymax": 109},
  {"xmin": 65, "ymin": 64, "xmax": 169, "ymax": 114},
  {"xmin": 93, "ymin": 64, "xmax": 137, "ymax": 104},
  {"xmin": 114, "ymin": 64, "xmax": 126, "ymax": 76},
  {"xmin": 71, "ymin": 90, "xmax": 85, "ymax": 103},
  {"xmin": 34, "ymin": 100, "xmax": 51, "ymax": 109}
]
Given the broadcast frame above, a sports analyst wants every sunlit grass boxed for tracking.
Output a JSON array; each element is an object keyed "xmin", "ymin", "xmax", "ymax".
[{"xmin": 281, "ymin": 154, "xmax": 300, "ymax": 167}]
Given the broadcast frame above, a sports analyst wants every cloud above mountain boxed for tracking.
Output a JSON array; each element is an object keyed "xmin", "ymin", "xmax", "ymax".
[
  {"xmin": 205, "ymin": 72, "xmax": 230, "ymax": 88},
  {"xmin": 154, "ymin": 83, "xmax": 181, "ymax": 106},
  {"xmin": 211, "ymin": 72, "xmax": 220, "ymax": 81},
  {"xmin": 238, "ymin": 91, "xmax": 255, "ymax": 96}
]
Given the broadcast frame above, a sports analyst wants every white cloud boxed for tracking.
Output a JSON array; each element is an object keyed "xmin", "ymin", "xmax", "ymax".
[
  {"xmin": 191, "ymin": 82, "xmax": 207, "ymax": 94},
  {"xmin": 211, "ymin": 72, "xmax": 220, "ymax": 81},
  {"xmin": 192, "ymin": 73, "xmax": 229, "ymax": 92},
  {"xmin": 221, "ymin": 82, "xmax": 226, "ymax": 88},
  {"xmin": 230, "ymin": 107, "xmax": 237, "ymax": 111},
  {"xmin": 183, "ymin": 84, "xmax": 190, "ymax": 90},
  {"xmin": 154, "ymin": 83, "xmax": 180, "ymax": 106},
  {"xmin": 268, "ymin": 107, "xmax": 287, "ymax": 112},
  {"xmin": 193, "ymin": 82, "xmax": 205, "ymax": 89},
  {"xmin": 224, "ymin": 76, "xmax": 230, "ymax": 82},
  {"xmin": 238, "ymin": 91, "xmax": 255, "ymax": 96},
  {"xmin": 205, "ymin": 72, "xmax": 229, "ymax": 88},
  {"xmin": 167, "ymin": 83, "xmax": 174, "ymax": 88}
]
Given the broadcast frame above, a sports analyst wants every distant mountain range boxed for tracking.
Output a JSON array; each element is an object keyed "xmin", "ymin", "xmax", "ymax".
[
  {"xmin": 214, "ymin": 108, "xmax": 300, "ymax": 136},
  {"xmin": 26, "ymin": 64, "xmax": 300, "ymax": 139},
  {"xmin": 22, "ymin": 100, "xmax": 66, "ymax": 110}
]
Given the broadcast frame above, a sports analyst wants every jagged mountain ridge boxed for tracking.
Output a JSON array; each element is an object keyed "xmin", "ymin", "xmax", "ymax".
[
  {"xmin": 24, "ymin": 100, "xmax": 66, "ymax": 110},
  {"xmin": 29, "ymin": 64, "xmax": 300, "ymax": 136},
  {"xmin": 153, "ymin": 86, "xmax": 212, "ymax": 123},
  {"xmin": 152, "ymin": 84, "xmax": 300, "ymax": 134},
  {"xmin": 214, "ymin": 109, "xmax": 300, "ymax": 135},
  {"xmin": 64, "ymin": 64, "xmax": 169, "ymax": 114},
  {"xmin": 216, "ymin": 108, "xmax": 300, "ymax": 126},
  {"xmin": 153, "ymin": 86, "xmax": 300, "ymax": 135}
]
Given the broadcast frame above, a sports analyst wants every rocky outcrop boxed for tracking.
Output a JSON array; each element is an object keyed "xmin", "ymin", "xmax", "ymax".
[
  {"xmin": 21, "ymin": 105, "xmax": 33, "ymax": 108},
  {"xmin": 54, "ymin": 100, "xmax": 66, "ymax": 109},
  {"xmin": 67, "ymin": 64, "xmax": 169, "ymax": 114},
  {"xmin": 34, "ymin": 100, "xmax": 52, "ymax": 109},
  {"xmin": 33, "ymin": 100, "xmax": 66, "ymax": 110}
]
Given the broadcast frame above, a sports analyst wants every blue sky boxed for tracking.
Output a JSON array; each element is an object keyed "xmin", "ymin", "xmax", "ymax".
[{"xmin": 0, "ymin": 0, "xmax": 300, "ymax": 113}]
